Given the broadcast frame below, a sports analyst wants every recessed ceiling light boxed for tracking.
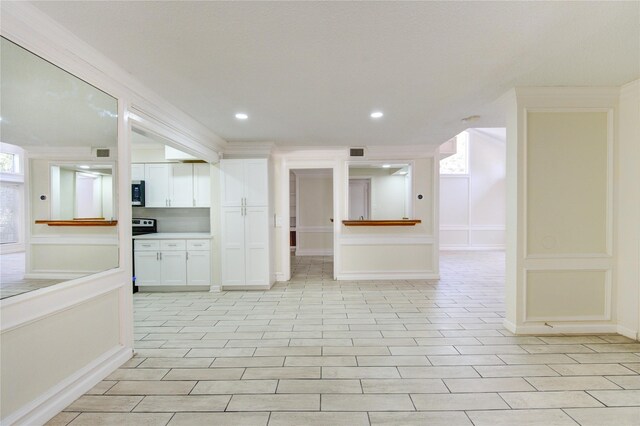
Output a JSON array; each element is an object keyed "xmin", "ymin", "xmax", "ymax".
[
  {"xmin": 382, "ymin": 164, "xmax": 391, "ymax": 168},
  {"xmin": 79, "ymin": 165, "xmax": 90, "ymax": 169},
  {"xmin": 235, "ymin": 113, "xmax": 248, "ymax": 120},
  {"xmin": 461, "ymin": 115, "xmax": 480, "ymax": 123},
  {"xmin": 370, "ymin": 111, "xmax": 384, "ymax": 119}
]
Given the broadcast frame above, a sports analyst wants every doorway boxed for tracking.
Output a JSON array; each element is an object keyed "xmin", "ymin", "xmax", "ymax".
[{"xmin": 348, "ymin": 178, "xmax": 371, "ymax": 220}]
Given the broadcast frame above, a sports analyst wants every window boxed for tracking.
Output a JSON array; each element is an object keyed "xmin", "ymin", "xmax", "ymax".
[
  {"xmin": 440, "ymin": 131, "xmax": 469, "ymax": 174},
  {"xmin": 0, "ymin": 183, "xmax": 20, "ymax": 244},
  {"xmin": 0, "ymin": 152, "xmax": 18, "ymax": 173}
]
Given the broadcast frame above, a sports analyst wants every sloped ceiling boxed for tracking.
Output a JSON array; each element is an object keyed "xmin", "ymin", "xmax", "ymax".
[{"xmin": 29, "ymin": 1, "xmax": 639, "ymax": 147}]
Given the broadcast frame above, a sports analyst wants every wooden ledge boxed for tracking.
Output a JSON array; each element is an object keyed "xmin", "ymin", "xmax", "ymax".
[
  {"xmin": 35, "ymin": 220, "xmax": 118, "ymax": 227},
  {"xmin": 342, "ymin": 219, "xmax": 421, "ymax": 227}
]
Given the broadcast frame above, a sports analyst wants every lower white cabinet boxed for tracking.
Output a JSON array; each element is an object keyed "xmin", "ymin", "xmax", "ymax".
[{"xmin": 135, "ymin": 238, "xmax": 210, "ymax": 286}]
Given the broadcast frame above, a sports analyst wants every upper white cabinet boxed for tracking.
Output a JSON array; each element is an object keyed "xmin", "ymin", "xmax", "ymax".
[
  {"xmin": 193, "ymin": 163, "xmax": 211, "ymax": 207},
  {"xmin": 135, "ymin": 163, "xmax": 210, "ymax": 208},
  {"xmin": 220, "ymin": 159, "xmax": 268, "ymax": 207}
]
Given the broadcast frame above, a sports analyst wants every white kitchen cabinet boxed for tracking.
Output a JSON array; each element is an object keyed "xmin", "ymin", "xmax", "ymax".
[
  {"xmin": 131, "ymin": 163, "xmax": 145, "ymax": 181},
  {"xmin": 220, "ymin": 159, "xmax": 268, "ymax": 207},
  {"xmin": 170, "ymin": 163, "xmax": 194, "ymax": 207},
  {"xmin": 193, "ymin": 163, "xmax": 211, "ymax": 207},
  {"xmin": 142, "ymin": 163, "xmax": 210, "ymax": 208},
  {"xmin": 220, "ymin": 158, "xmax": 271, "ymax": 287},
  {"xmin": 135, "ymin": 237, "xmax": 211, "ymax": 287},
  {"xmin": 144, "ymin": 163, "xmax": 171, "ymax": 207}
]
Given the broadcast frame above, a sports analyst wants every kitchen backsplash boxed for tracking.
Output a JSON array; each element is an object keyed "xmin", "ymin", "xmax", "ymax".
[{"xmin": 133, "ymin": 207, "xmax": 210, "ymax": 233}]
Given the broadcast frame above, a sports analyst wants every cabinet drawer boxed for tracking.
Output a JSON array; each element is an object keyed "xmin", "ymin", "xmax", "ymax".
[
  {"xmin": 135, "ymin": 240, "xmax": 160, "ymax": 251},
  {"xmin": 187, "ymin": 239, "xmax": 210, "ymax": 251},
  {"xmin": 161, "ymin": 240, "xmax": 186, "ymax": 251}
]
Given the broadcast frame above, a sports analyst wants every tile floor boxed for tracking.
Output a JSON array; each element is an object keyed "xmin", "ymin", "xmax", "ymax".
[
  {"xmin": 0, "ymin": 252, "xmax": 64, "ymax": 299},
  {"xmin": 49, "ymin": 251, "xmax": 640, "ymax": 425}
]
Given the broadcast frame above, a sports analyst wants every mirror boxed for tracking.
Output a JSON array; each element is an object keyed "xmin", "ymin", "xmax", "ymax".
[
  {"xmin": 348, "ymin": 163, "xmax": 412, "ymax": 220},
  {"xmin": 0, "ymin": 36, "xmax": 119, "ymax": 299},
  {"xmin": 50, "ymin": 164, "xmax": 114, "ymax": 220}
]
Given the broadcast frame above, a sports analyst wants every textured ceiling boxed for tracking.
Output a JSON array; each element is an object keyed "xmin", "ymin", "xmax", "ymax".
[{"xmin": 30, "ymin": 1, "xmax": 639, "ymax": 147}]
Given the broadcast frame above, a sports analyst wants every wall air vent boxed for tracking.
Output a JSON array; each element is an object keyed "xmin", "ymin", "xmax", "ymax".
[
  {"xmin": 94, "ymin": 148, "xmax": 111, "ymax": 158},
  {"xmin": 349, "ymin": 147, "xmax": 365, "ymax": 157}
]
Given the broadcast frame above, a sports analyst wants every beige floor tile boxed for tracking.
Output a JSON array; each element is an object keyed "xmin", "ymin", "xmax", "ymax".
[
  {"xmin": 133, "ymin": 395, "xmax": 230, "ymax": 412},
  {"xmin": 564, "ymin": 407, "xmax": 640, "ymax": 426},
  {"xmin": 269, "ymin": 412, "xmax": 369, "ymax": 426},
  {"xmin": 134, "ymin": 349, "xmax": 189, "ymax": 358},
  {"xmin": 211, "ymin": 356, "xmax": 284, "ymax": 367},
  {"xmin": 86, "ymin": 381, "xmax": 117, "ymax": 395},
  {"xmin": 44, "ymin": 412, "xmax": 80, "ymax": 426},
  {"xmin": 68, "ymin": 413, "xmax": 173, "ymax": 426},
  {"xmin": 139, "ymin": 358, "xmax": 213, "ymax": 368},
  {"xmin": 162, "ymin": 368, "xmax": 244, "ymax": 380},
  {"xmin": 356, "ymin": 355, "xmax": 431, "ymax": 366},
  {"xmin": 474, "ymin": 365, "xmax": 559, "ymax": 377},
  {"xmin": 500, "ymin": 390, "xmax": 604, "ymax": 408},
  {"xmin": 254, "ymin": 347, "xmax": 321, "ymax": 356},
  {"xmin": 539, "ymin": 336, "xmax": 607, "ymax": 344},
  {"xmin": 227, "ymin": 394, "xmax": 319, "ymax": 411},
  {"xmin": 605, "ymin": 375, "xmax": 640, "ymax": 389},
  {"xmin": 467, "ymin": 409, "xmax": 577, "ymax": 426},
  {"xmin": 277, "ymin": 379, "xmax": 362, "ymax": 394},
  {"xmin": 321, "ymin": 394, "xmax": 414, "ymax": 411},
  {"xmin": 389, "ymin": 346, "xmax": 457, "ymax": 355},
  {"xmin": 521, "ymin": 344, "xmax": 595, "ymax": 354},
  {"xmin": 443, "ymin": 377, "xmax": 534, "ymax": 392},
  {"xmin": 568, "ymin": 353, "xmax": 640, "ymax": 363},
  {"xmin": 526, "ymin": 376, "xmax": 622, "ymax": 391},
  {"xmin": 497, "ymin": 354, "xmax": 577, "ymax": 364},
  {"xmin": 106, "ymin": 381, "xmax": 196, "ymax": 395},
  {"xmin": 585, "ymin": 343, "xmax": 640, "ymax": 353},
  {"xmin": 322, "ymin": 366, "xmax": 400, "ymax": 379},
  {"xmin": 428, "ymin": 355, "xmax": 504, "ymax": 366},
  {"xmin": 361, "ymin": 378, "xmax": 448, "ymax": 393},
  {"xmin": 410, "ymin": 393, "xmax": 508, "ymax": 411},
  {"xmin": 587, "ymin": 389, "xmax": 640, "ymax": 406},
  {"xmin": 353, "ymin": 338, "xmax": 416, "ymax": 346},
  {"xmin": 192, "ymin": 380, "xmax": 278, "ymax": 394},
  {"xmin": 623, "ymin": 363, "xmax": 640, "ymax": 373},
  {"xmin": 65, "ymin": 395, "xmax": 142, "ymax": 412},
  {"xmin": 398, "ymin": 366, "xmax": 479, "ymax": 379},
  {"xmin": 284, "ymin": 356, "xmax": 356, "ymax": 366},
  {"xmin": 550, "ymin": 363, "xmax": 637, "ymax": 376},
  {"xmin": 226, "ymin": 339, "xmax": 290, "ymax": 347},
  {"xmin": 322, "ymin": 346, "xmax": 390, "ymax": 356},
  {"xmin": 369, "ymin": 411, "xmax": 472, "ymax": 425},
  {"xmin": 185, "ymin": 348, "xmax": 255, "ymax": 357},
  {"xmin": 106, "ymin": 368, "xmax": 169, "ymax": 381},
  {"xmin": 455, "ymin": 345, "xmax": 527, "ymax": 355},
  {"xmin": 168, "ymin": 412, "xmax": 269, "ymax": 426},
  {"xmin": 242, "ymin": 366, "xmax": 321, "ymax": 379}
]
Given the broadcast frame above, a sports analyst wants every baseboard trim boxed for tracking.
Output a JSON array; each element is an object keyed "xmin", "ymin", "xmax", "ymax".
[
  {"xmin": 2, "ymin": 345, "xmax": 132, "ymax": 426},
  {"xmin": 137, "ymin": 285, "xmax": 211, "ymax": 292},
  {"xmin": 503, "ymin": 319, "xmax": 517, "ymax": 334},
  {"xmin": 275, "ymin": 272, "xmax": 286, "ymax": 282},
  {"xmin": 24, "ymin": 272, "xmax": 87, "ymax": 280},
  {"xmin": 440, "ymin": 246, "xmax": 505, "ymax": 251},
  {"xmin": 508, "ymin": 323, "xmax": 619, "ymax": 335},
  {"xmin": 336, "ymin": 272, "xmax": 439, "ymax": 281},
  {"xmin": 617, "ymin": 325, "xmax": 639, "ymax": 341},
  {"xmin": 222, "ymin": 284, "xmax": 272, "ymax": 291},
  {"xmin": 209, "ymin": 286, "xmax": 221, "ymax": 293}
]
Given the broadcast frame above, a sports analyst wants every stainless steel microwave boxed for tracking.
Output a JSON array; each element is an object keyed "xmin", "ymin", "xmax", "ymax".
[{"xmin": 132, "ymin": 180, "xmax": 145, "ymax": 206}]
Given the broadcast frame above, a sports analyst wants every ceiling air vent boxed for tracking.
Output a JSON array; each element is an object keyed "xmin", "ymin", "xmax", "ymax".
[
  {"xmin": 349, "ymin": 147, "xmax": 365, "ymax": 157},
  {"xmin": 94, "ymin": 148, "xmax": 111, "ymax": 158}
]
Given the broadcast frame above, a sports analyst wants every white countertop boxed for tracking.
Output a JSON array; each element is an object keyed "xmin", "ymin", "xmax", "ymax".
[{"xmin": 133, "ymin": 232, "xmax": 211, "ymax": 240}]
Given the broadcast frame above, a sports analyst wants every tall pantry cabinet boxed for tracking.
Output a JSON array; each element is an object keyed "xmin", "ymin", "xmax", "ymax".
[{"xmin": 220, "ymin": 159, "xmax": 272, "ymax": 287}]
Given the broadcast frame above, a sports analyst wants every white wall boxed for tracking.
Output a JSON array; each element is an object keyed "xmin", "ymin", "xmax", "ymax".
[
  {"xmin": 504, "ymin": 87, "xmax": 618, "ymax": 336},
  {"xmin": 440, "ymin": 128, "xmax": 506, "ymax": 250},
  {"xmin": 615, "ymin": 80, "xmax": 640, "ymax": 340},
  {"xmin": 295, "ymin": 170, "xmax": 333, "ymax": 256}
]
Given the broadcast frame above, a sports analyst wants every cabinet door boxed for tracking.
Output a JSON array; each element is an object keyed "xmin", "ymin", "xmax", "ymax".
[
  {"xmin": 193, "ymin": 163, "xmax": 211, "ymax": 207},
  {"xmin": 131, "ymin": 164, "xmax": 145, "ymax": 181},
  {"xmin": 220, "ymin": 207, "xmax": 245, "ymax": 286},
  {"xmin": 134, "ymin": 251, "xmax": 161, "ymax": 285},
  {"xmin": 244, "ymin": 206, "xmax": 269, "ymax": 285},
  {"xmin": 144, "ymin": 164, "xmax": 170, "ymax": 207},
  {"xmin": 187, "ymin": 250, "xmax": 210, "ymax": 285},
  {"xmin": 160, "ymin": 251, "xmax": 187, "ymax": 285},
  {"xmin": 245, "ymin": 159, "xmax": 268, "ymax": 206},
  {"xmin": 220, "ymin": 160, "xmax": 245, "ymax": 206},
  {"xmin": 170, "ymin": 163, "xmax": 194, "ymax": 207}
]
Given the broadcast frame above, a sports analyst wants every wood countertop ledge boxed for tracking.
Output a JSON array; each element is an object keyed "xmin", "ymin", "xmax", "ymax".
[
  {"xmin": 342, "ymin": 219, "xmax": 421, "ymax": 226},
  {"xmin": 35, "ymin": 220, "xmax": 118, "ymax": 227}
]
